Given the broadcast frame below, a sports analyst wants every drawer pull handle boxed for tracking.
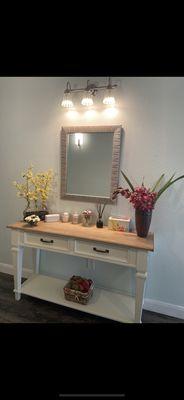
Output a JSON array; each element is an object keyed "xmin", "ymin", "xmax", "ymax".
[
  {"xmin": 93, "ymin": 247, "xmax": 109, "ymax": 254},
  {"xmin": 40, "ymin": 238, "xmax": 54, "ymax": 244}
]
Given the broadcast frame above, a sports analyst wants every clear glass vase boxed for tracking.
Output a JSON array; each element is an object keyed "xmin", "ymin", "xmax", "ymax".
[
  {"xmin": 82, "ymin": 215, "xmax": 93, "ymax": 227},
  {"xmin": 23, "ymin": 203, "xmax": 36, "ymax": 221}
]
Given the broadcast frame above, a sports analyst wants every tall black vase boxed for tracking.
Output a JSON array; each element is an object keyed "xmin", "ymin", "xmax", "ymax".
[{"xmin": 135, "ymin": 209, "xmax": 152, "ymax": 238}]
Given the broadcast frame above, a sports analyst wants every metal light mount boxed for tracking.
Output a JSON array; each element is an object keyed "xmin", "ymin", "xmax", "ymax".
[
  {"xmin": 81, "ymin": 80, "xmax": 98, "ymax": 106},
  {"xmin": 85, "ymin": 80, "xmax": 98, "ymax": 96}
]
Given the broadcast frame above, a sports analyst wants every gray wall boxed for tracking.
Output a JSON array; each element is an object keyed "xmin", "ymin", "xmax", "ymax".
[{"xmin": 0, "ymin": 77, "xmax": 184, "ymax": 307}]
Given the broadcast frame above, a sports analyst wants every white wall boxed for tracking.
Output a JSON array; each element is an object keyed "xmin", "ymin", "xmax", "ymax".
[
  {"xmin": 0, "ymin": 77, "xmax": 184, "ymax": 315},
  {"xmin": 121, "ymin": 77, "xmax": 184, "ymax": 307}
]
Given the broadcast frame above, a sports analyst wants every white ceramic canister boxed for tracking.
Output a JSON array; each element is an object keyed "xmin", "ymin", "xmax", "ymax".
[
  {"xmin": 72, "ymin": 212, "xmax": 79, "ymax": 224},
  {"xmin": 62, "ymin": 212, "xmax": 69, "ymax": 222}
]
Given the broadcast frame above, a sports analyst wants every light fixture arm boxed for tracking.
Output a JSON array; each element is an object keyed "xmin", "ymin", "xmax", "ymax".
[
  {"xmin": 64, "ymin": 81, "xmax": 72, "ymax": 94},
  {"xmin": 64, "ymin": 77, "xmax": 117, "ymax": 95},
  {"xmin": 107, "ymin": 76, "xmax": 113, "ymax": 89}
]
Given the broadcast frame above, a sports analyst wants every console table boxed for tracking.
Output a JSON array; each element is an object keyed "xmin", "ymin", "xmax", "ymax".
[{"xmin": 7, "ymin": 222, "xmax": 154, "ymax": 323}]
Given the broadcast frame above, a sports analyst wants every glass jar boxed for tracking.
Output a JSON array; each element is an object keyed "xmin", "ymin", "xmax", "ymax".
[
  {"xmin": 82, "ymin": 210, "xmax": 93, "ymax": 227},
  {"xmin": 23, "ymin": 203, "xmax": 36, "ymax": 221}
]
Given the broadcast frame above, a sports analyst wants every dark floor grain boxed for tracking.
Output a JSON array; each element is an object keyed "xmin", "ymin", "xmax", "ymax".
[{"xmin": 0, "ymin": 272, "xmax": 183, "ymax": 323}]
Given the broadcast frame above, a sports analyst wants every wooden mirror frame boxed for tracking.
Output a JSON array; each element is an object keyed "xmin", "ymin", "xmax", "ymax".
[{"xmin": 60, "ymin": 125, "xmax": 122, "ymax": 203}]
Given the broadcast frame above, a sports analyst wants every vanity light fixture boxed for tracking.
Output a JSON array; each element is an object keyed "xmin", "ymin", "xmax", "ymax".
[
  {"xmin": 61, "ymin": 78, "xmax": 117, "ymax": 108},
  {"xmin": 75, "ymin": 133, "xmax": 83, "ymax": 147}
]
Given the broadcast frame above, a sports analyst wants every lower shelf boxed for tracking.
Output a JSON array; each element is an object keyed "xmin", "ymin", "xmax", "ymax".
[{"xmin": 20, "ymin": 274, "xmax": 135, "ymax": 323}]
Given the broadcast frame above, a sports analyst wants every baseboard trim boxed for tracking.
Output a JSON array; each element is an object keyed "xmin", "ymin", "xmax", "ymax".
[
  {"xmin": 0, "ymin": 263, "xmax": 32, "ymax": 278},
  {"xmin": 143, "ymin": 298, "xmax": 184, "ymax": 320}
]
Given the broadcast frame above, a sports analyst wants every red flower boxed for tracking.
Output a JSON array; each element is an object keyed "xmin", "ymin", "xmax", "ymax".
[{"xmin": 112, "ymin": 185, "xmax": 157, "ymax": 211}]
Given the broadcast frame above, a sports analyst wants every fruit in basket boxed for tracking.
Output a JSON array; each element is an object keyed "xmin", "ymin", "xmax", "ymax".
[
  {"xmin": 69, "ymin": 276, "xmax": 92, "ymax": 292},
  {"xmin": 81, "ymin": 279, "xmax": 90, "ymax": 291}
]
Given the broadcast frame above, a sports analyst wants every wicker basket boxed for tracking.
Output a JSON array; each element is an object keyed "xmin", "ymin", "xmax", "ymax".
[{"xmin": 63, "ymin": 277, "xmax": 94, "ymax": 305}]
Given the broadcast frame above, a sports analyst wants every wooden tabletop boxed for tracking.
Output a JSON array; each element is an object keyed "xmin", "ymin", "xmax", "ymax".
[{"xmin": 7, "ymin": 221, "xmax": 154, "ymax": 251}]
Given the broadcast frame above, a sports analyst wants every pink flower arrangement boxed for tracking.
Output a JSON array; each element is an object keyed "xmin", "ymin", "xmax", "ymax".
[
  {"xmin": 82, "ymin": 209, "xmax": 93, "ymax": 226},
  {"xmin": 112, "ymin": 171, "xmax": 184, "ymax": 212},
  {"xmin": 113, "ymin": 186, "xmax": 157, "ymax": 211}
]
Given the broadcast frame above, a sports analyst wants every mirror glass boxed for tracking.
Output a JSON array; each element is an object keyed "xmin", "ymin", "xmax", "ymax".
[
  {"xmin": 61, "ymin": 125, "xmax": 122, "ymax": 203},
  {"xmin": 66, "ymin": 132, "xmax": 113, "ymax": 197}
]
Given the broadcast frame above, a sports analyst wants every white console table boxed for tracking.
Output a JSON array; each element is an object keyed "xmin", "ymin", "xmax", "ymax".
[{"xmin": 7, "ymin": 222, "xmax": 154, "ymax": 323}]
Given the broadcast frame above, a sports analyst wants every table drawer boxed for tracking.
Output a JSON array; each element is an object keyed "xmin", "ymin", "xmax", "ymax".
[
  {"xmin": 74, "ymin": 240, "xmax": 136, "ymax": 266},
  {"xmin": 23, "ymin": 232, "xmax": 70, "ymax": 252}
]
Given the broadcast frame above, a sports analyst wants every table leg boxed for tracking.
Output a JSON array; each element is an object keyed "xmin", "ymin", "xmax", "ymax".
[
  {"xmin": 12, "ymin": 246, "xmax": 24, "ymax": 301},
  {"xmin": 35, "ymin": 248, "xmax": 40, "ymax": 274},
  {"xmin": 135, "ymin": 271, "xmax": 147, "ymax": 323},
  {"xmin": 135, "ymin": 251, "xmax": 148, "ymax": 323}
]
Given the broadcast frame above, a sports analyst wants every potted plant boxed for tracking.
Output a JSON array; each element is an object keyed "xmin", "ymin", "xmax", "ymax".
[
  {"xmin": 13, "ymin": 166, "xmax": 36, "ymax": 219},
  {"xmin": 13, "ymin": 166, "xmax": 55, "ymax": 220},
  {"xmin": 112, "ymin": 171, "xmax": 184, "ymax": 237},
  {"xmin": 33, "ymin": 169, "xmax": 54, "ymax": 220}
]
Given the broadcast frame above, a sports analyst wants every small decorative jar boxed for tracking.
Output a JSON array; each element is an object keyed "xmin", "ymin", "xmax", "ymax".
[
  {"xmin": 72, "ymin": 212, "xmax": 79, "ymax": 224},
  {"xmin": 61, "ymin": 212, "xmax": 69, "ymax": 223},
  {"xmin": 96, "ymin": 203, "xmax": 106, "ymax": 229},
  {"xmin": 82, "ymin": 210, "xmax": 93, "ymax": 227},
  {"xmin": 96, "ymin": 217, "xmax": 103, "ymax": 228}
]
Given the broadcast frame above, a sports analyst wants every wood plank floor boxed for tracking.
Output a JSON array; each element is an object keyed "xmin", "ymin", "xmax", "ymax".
[{"xmin": 0, "ymin": 272, "xmax": 183, "ymax": 323}]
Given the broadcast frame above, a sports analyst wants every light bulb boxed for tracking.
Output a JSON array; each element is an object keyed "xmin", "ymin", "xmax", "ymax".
[
  {"xmin": 81, "ymin": 92, "xmax": 93, "ymax": 106},
  {"xmin": 61, "ymin": 92, "xmax": 74, "ymax": 108},
  {"xmin": 103, "ymin": 89, "xmax": 115, "ymax": 106},
  {"xmin": 75, "ymin": 133, "xmax": 83, "ymax": 147}
]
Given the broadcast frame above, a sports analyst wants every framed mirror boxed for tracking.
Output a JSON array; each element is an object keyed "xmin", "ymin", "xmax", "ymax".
[{"xmin": 60, "ymin": 125, "xmax": 122, "ymax": 203}]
